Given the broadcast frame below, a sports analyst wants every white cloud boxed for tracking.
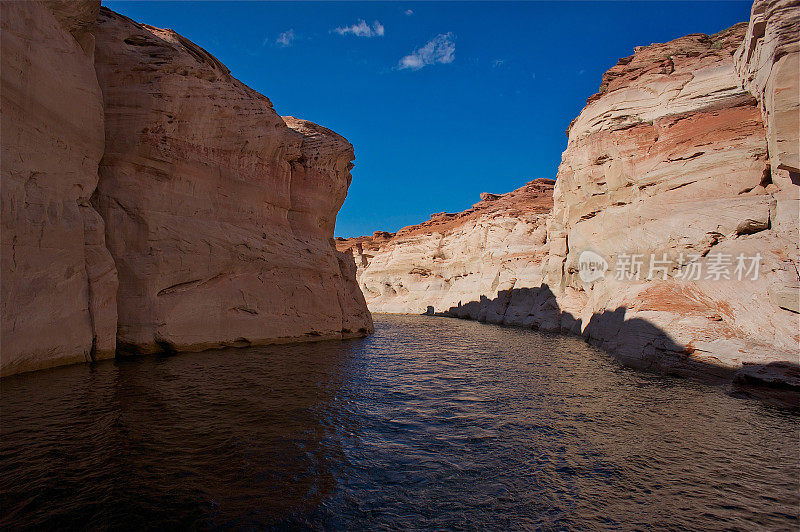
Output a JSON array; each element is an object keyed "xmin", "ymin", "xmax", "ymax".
[
  {"xmin": 276, "ymin": 29, "xmax": 295, "ymax": 47},
  {"xmin": 333, "ymin": 20, "xmax": 385, "ymax": 38},
  {"xmin": 493, "ymin": 59, "xmax": 505, "ymax": 68},
  {"xmin": 398, "ymin": 33, "xmax": 455, "ymax": 70},
  {"xmin": 404, "ymin": 9, "xmax": 414, "ymax": 16}
]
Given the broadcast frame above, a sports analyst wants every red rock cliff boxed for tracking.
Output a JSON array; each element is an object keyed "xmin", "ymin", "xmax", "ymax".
[
  {"xmin": 342, "ymin": 3, "xmax": 799, "ymax": 392},
  {"xmin": 541, "ymin": 18, "xmax": 799, "ymax": 385},
  {"xmin": 1, "ymin": 0, "xmax": 118, "ymax": 375},
  {"xmin": 0, "ymin": 1, "xmax": 372, "ymax": 375}
]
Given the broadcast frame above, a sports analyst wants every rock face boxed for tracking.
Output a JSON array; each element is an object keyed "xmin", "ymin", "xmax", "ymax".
[
  {"xmin": 92, "ymin": 8, "xmax": 371, "ymax": 354},
  {"xmin": 346, "ymin": 5, "xmax": 798, "ymax": 391},
  {"xmin": 1, "ymin": 0, "xmax": 118, "ymax": 376},
  {"xmin": 540, "ymin": 18, "xmax": 799, "ymax": 384},
  {"xmin": 337, "ymin": 179, "xmax": 554, "ymax": 315},
  {"xmin": 735, "ymin": 0, "xmax": 800, "ymax": 188},
  {"xmin": 1, "ymin": 2, "xmax": 371, "ymax": 376}
]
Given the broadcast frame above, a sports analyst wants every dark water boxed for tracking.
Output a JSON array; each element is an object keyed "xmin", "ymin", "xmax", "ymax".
[{"xmin": 1, "ymin": 316, "xmax": 798, "ymax": 530}]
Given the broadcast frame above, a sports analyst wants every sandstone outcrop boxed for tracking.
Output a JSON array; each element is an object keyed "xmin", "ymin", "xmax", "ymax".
[
  {"xmin": 536, "ymin": 12, "xmax": 799, "ymax": 386},
  {"xmin": 1, "ymin": 2, "xmax": 371, "ymax": 376},
  {"xmin": 345, "ymin": 4, "xmax": 799, "ymax": 393},
  {"xmin": 735, "ymin": 0, "xmax": 800, "ymax": 189},
  {"xmin": 337, "ymin": 179, "xmax": 554, "ymax": 314},
  {"xmin": 1, "ymin": 0, "xmax": 118, "ymax": 376},
  {"xmin": 92, "ymin": 8, "xmax": 371, "ymax": 354}
]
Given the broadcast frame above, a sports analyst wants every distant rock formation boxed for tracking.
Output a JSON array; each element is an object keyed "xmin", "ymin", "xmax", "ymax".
[
  {"xmin": 337, "ymin": 179, "xmax": 554, "ymax": 314},
  {"xmin": 1, "ymin": 1, "xmax": 371, "ymax": 376},
  {"xmin": 343, "ymin": 0, "xmax": 799, "ymax": 392}
]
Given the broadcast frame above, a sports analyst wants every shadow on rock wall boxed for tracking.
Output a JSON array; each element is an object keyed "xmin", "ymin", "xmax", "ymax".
[{"xmin": 437, "ymin": 284, "xmax": 799, "ymax": 408}]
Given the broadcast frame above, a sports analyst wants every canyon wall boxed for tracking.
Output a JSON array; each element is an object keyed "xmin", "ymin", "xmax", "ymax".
[
  {"xmin": 0, "ymin": 2, "xmax": 371, "ymax": 376},
  {"xmin": 337, "ymin": 179, "xmax": 553, "ymax": 316},
  {"xmin": 1, "ymin": 0, "xmax": 118, "ymax": 376},
  {"xmin": 93, "ymin": 9, "xmax": 371, "ymax": 354},
  {"xmin": 735, "ymin": 0, "xmax": 800, "ymax": 189},
  {"xmin": 541, "ymin": 16, "xmax": 798, "ymax": 384},
  {"xmin": 345, "ymin": 3, "xmax": 798, "ymax": 388}
]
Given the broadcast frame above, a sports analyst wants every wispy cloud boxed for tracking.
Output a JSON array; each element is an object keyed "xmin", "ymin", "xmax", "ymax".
[
  {"xmin": 493, "ymin": 59, "xmax": 505, "ymax": 68},
  {"xmin": 275, "ymin": 29, "xmax": 295, "ymax": 47},
  {"xmin": 398, "ymin": 33, "xmax": 455, "ymax": 70},
  {"xmin": 404, "ymin": 9, "xmax": 414, "ymax": 16},
  {"xmin": 333, "ymin": 20, "xmax": 385, "ymax": 38}
]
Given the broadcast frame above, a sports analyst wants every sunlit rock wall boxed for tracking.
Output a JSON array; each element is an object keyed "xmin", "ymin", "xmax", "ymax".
[
  {"xmin": 337, "ymin": 180, "xmax": 554, "ymax": 316},
  {"xmin": 93, "ymin": 8, "xmax": 372, "ymax": 354},
  {"xmin": 542, "ymin": 18, "xmax": 798, "ymax": 383}
]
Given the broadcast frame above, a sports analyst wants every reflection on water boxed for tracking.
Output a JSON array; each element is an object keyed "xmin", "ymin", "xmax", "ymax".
[{"xmin": 1, "ymin": 315, "xmax": 798, "ymax": 529}]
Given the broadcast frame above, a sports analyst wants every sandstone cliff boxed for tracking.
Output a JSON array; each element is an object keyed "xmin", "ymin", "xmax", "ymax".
[
  {"xmin": 337, "ymin": 179, "xmax": 554, "ymax": 315},
  {"xmin": 541, "ymin": 17, "xmax": 798, "ymax": 385},
  {"xmin": 93, "ymin": 8, "xmax": 371, "ymax": 354},
  {"xmin": 0, "ymin": 2, "xmax": 371, "ymax": 375},
  {"xmin": 735, "ymin": 0, "xmax": 800, "ymax": 189},
  {"xmin": 344, "ymin": 3, "xmax": 799, "ymax": 391},
  {"xmin": 1, "ymin": 0, "xmax": 118, "ymax": 376}
]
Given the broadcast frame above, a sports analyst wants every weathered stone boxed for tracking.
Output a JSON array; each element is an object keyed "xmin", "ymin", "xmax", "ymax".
[
  {"xmin": 545, "ymin": 17, "xmax": 799, "ymax": 382},
  {"xmin": 93, "ymin": 8, "xmax": 372, "ymax": 354},
  {"xmin": 1, "ymin": 0, "xmax": 118, "ymax": 376},
  {"xmin": 735, "ymin": 0, "xmax": 800, "ymax": 187},
  {"xmin": 337, "ymin": 179, "xmax": 554, "ymax": 315},
  {"xmin": 1, "ymin": 2, "xmax": 371, "ymax": 376}
]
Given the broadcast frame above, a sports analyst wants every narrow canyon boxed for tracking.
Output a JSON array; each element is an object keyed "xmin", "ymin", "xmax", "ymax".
[
  {"xmin": 1, "ymin": 0, "xmax": 797, "ymax": 395},
  {"xmin": 1, "ymin": 1, "xmax": 798, "ymax": 526},
  {"xmin": 338, "ymin": 0, "xmax": 799, "ymax": 392}
]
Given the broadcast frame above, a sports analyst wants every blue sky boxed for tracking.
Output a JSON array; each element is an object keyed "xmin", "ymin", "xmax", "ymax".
[{"xmin": 104, "ymin": 1, "xmax": 752, "ymax": 237}]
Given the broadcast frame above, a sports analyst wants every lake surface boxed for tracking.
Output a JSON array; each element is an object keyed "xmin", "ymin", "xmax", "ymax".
[{"xmin": 1, "ymin": 315, "xmax": 798, "ymax": 530}]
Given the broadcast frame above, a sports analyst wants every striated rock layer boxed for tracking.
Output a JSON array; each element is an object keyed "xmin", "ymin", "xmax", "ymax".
[
  {"xmin": 346, "ymin": 5, "xmax": 799, "ymax": 392},
  {"xmin": 337, "ymin": 179, "xmax": 554, "ymax": 315},
  {"xmin": 1, "ymin": 0, "xmax": 118, "ymax": 376},
  {"xmin": 92, "ymin": 8, "xmax": 371, "ymax": 354},
  {"xmin": 735, "ymin": 0, "xmax": 800, "ymax": 188},
  {"xmin": 1, "ymin": 2, "xmax": 371, "ymax": 376},
  {"xmin": 539, "ymin": 18, "xmax": 799, "ymax": 386}
]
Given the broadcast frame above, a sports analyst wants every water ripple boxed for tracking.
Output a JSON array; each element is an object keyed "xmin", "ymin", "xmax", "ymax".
[{"xmin": 1, "ymin": 315, "xmax": 798, "ymax": 530}]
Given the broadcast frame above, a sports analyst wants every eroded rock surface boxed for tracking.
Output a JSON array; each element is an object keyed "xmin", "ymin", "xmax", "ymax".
[
  {"xmin": 493, "ymin": 17, "xmax": 798, "ymax": 387},
  {"xmin": 540, "ymin": 11, "xmax": 799, "ymax": 386},
  {"xmin": 735, "ymin": 0, "xmax": 800, "ymax": 187},
  {"xmin": 541, "ymin": 22, "xmax": 798, "ymax": 375},
  {"xmin": 337, "ymin": 179, "xmax": 554, "ymax": 314},
  {"xmin": 93, "ymin": 8, "xmax": 371, "ymax": 354},
  {"xmin": 346, "ymin": 7, "xmax": 799, "ymax": 392},
  {"xmin": 1, "ymin": 0, "xmax": 118, "ymax": 376},
  {"xmin": 1, "ymin": 2, "xmax": 370, "ymax": 376}
]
